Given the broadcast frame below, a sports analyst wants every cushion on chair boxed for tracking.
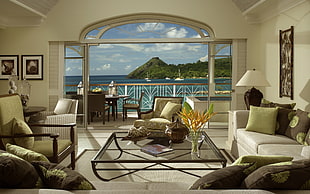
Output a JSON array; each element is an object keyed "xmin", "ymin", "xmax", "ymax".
[
  {"xmin": 260, "ymin": 99, "xmax": 296, "ymax": 109},
  {"xmin": 12, "ymin": 117, "xmax": 34, "ymax": 148},
  {"xmin": 134, "ymin": 118, "xmax": 171, "ymax": 130},
  {"xmin": 6, "ymin": 143, "xmax": 49, "ymax": 162},
  {"xmin": 54, "ymin": 99, "xmax": 73, "ymax": 115},
  {"xmin": 31, "ymin": 140, "xmax": 72, "ymax": 157},
  {"xmin": 153, "ymin": 98, "xmax": 182, "ymax": 118},
  {"xmin": 160, "ymin": 102, "xmax": 182, "ymax": 120}
]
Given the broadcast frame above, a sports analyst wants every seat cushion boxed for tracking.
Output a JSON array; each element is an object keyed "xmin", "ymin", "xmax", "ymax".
[
  {"xmin": 237, "ymin": 129, "xmax": 298, "ymax": 154},
  {"xmin": 134, "ymin": 118, "xmax": 171, "ymax": 130},
  {"xmin": 12, "ymin": 117, "xmax": 34, "ymax": 148},
  {"xmin": 31, "ymin": 140, "xmax": 72, "ymax": 157},
  {"xmin": 257, "ymin": 144, "xmax": 305, "ymax": 160}
]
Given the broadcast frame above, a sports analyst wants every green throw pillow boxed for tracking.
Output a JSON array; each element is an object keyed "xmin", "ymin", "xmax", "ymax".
[
  {"xmin": 285, "ymin": 109, "xmax": 310, "ymax": 145},
  {"xmin": 6, "ymin": 143, "xmax": 49, "ymax": 163},
  {"xmin": 245, "ymin": 106, "xmax": 278, "ymax": 135},
  {"xmin": 160, "ymin": 102, "xmax": 182, "ymax": 120},
  {"xmin": 190, "ymin": 163, "xmax": 254, "ymax": 189},
  {"xmin": 232, "ymin": 155, "xmax": 293, "ymax": 174},
  {"xmin": 32, "ymin": 161, "xmax": 96, "ymax": 190},
  {"xmin": 12, "ymin": 117, "xmax": 34, "ymax": 148},
  {"xmin": 243, "ymin": 159, "xmax": 310, "ymax": 189},
  {"xmin": 0, "ymin": 150, "xmax": 39, "ymax": 188}
]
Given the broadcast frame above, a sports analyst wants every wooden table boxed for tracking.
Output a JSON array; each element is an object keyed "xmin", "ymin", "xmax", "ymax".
[
  {"xmin": 23, "ymin": 106, "xmax": 46, "ymax": 117},
  {"xmin": 105, "ymin": 95, "xmax": 129, "ymax": 121}
]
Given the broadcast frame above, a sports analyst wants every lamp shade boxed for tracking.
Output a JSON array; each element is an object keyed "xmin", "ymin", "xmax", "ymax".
[{"xmin": 236, "ymin": 69, "xmax": 270, "ymax": 87}]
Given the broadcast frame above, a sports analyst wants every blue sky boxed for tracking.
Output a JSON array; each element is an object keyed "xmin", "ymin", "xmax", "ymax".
[{"xmin": 65, "ymin": 23, "xmax": 230, "ymax": 76}]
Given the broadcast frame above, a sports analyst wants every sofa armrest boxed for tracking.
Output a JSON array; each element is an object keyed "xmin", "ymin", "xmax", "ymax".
[
  {"xmin": 301, "ymin": 146, "xmax": 310, "ymax": 159},
  {"xmin": 233, "ymin": 110, "xmax": 249, "ymax": 129}
]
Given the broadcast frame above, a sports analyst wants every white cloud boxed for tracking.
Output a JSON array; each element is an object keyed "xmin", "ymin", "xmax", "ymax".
[
  {"xmin": 199, "ymin": 55, "xmax": 208, "ymax": 62},
  {"xmin": 187, "ymin": 45, "xmax": 201, "ymax": 52},
  {"xmin": 96, "ymin": 64, "xmax": 111, "ymax": 71},
  {"xmin": 138, "ymin": 23, "xmax": 166, "ymax": 32},
  {"xmin": 145, "ymin": 43, "xmax": 185, "ymax": 52},
  {"xmin": 118, "ymin": 44, "xmax": 145, "ymax": 52},
  {"xmin": 98, "ymin": 44, "xmax": 114, "ymax": 49},
  {"xmin": 166, "ymin": 28, "xmax": 188, "ymax": 38},
  {"xmin": 125, "ymin": 65, "xmax": 132, "ymax": 70}
]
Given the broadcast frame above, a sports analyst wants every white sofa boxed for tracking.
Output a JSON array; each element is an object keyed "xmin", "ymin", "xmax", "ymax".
[{"xmin": 230, "ymin": 110, "xmax": 310, "ymax": 160}]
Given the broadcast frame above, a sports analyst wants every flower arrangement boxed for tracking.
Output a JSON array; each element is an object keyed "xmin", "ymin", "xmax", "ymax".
[{"xmin": 177, "ymin": 102, "xmax": 217, "ymax": 156}]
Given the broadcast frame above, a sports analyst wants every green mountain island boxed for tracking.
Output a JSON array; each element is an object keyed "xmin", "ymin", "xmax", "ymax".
[{"xmin": 127, "ymin": 57, "xmax": 231, "ymax": 79}]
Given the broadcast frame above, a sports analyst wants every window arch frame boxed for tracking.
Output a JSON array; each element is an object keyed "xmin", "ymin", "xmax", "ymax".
[{"xmin": 79, "ymin": 13, "xmax": 216, "ymax": 43}]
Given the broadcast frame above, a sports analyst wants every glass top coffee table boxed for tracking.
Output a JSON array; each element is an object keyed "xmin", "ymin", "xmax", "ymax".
[{"xmin": 91, "ymin": 131, "xmax": 227, "ymax": 181}]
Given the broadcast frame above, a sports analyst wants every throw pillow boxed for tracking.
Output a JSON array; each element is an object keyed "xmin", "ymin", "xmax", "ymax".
[
  {"xmin": 245, "ymin": 106, "xmax": 278, "ymax": 135},
  {"xmin": 160, "ymin": 102, "xmax": 182, "ymax": 120},
  {"xmin": 261, "ymin": 99, "xmax": 296, "ymax": 109},
  {"xmin": 243, "ymin": 159, "xmax": 310, "ymax": 189},
  {"xmin": 32, "ymin": 161, "xmax": 95, "ymax": 190},
  {"xmin": 0, "ymin": 150, "xmax": 39, "ymax": 188},
  {"xmin": 275, "ymin": 108, "xmax": 296, "ymax": 135},
  {"xmin": 12, "ymin": 117, "xmax": 34, "ymax": 148},
  {"xmin": 285, "ymin": 109, "xmax": 310, "ymax": 145},
  {"xmin": 6, "ymin": 143, "xmax": 49, "ymax": 162},
  {"xmin": 232, "ymin": 155, "xmax": 293, "ymax": 174},
  {"xmin": 54, "ymin": 99, "xmax": 72, "ymax": 115},
  {"xmin": 189, "ymin": 163, "xmax": 253, "ymax": 189}
]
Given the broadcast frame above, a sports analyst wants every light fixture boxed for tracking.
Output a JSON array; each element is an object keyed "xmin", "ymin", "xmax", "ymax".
[{"xmin": 236, "ymin": 69, "xmax": 270, "ymax": 110}]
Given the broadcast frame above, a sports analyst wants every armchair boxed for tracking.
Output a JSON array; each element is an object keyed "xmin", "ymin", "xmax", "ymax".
[
  {"xmin": 133, "ymin": 96, "xmax": 183, "ymax": 131},
  {"xmin": 0, "ymin": 94, "xmax": 76, "ymax": 169},
  {"xmin": 28, "ymin": 98, "xmax": 78, "ymax": 144}
]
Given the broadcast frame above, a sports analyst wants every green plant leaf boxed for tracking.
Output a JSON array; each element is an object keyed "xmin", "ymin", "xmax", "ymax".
[{"xmin": 183, "ymin": 101, "xmax": 193, "ymax": 113}]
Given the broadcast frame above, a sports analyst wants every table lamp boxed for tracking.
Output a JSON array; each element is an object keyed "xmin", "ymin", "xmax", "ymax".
[{"xmin": 236, "ymin": 69, "xmax": 270, "ymax": 110}]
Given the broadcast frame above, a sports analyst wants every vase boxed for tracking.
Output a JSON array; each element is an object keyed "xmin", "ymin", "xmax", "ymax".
[{"xmin": 188, "ymin": 130, "xmax": 204, "ymax": 157}]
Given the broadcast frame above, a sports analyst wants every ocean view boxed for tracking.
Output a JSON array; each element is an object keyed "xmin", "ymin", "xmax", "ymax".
[{"xmin": 65, "ymin": 75, "xmax": 232, "ymax": 94}]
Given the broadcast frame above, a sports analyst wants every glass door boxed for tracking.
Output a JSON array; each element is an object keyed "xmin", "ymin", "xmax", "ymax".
[{"xmin": 64, "ymin": 44, "xmax": 87, "ymax": 128}]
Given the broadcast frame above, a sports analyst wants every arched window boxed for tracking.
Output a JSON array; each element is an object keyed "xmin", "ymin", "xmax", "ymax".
[{"xmin": 80, "ymin": 13, "xmax": 215, "ymax": 43}]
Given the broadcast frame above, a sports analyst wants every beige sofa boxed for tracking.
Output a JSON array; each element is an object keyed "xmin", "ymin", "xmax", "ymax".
[{"xmin": 230, "ymin": 110, "xmax": 310, "ymax": 160}]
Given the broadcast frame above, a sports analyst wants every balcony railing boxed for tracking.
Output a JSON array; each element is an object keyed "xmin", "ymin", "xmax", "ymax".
[{"xmin": 65, "ymin": 82, "xmax": 231, "ymax": 112}]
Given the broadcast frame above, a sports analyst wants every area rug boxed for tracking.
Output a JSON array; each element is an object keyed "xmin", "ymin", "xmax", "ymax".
[{"xmin": 73, "ymin": 148, "xmax": 233, "ymax": 185}]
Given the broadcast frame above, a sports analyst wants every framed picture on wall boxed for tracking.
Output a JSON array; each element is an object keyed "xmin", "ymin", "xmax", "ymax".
[
  {"xmin": 279, "ymin": 26, "xmax": 294, "ymax": 100},
  {"xmin": 22, "ymin": 55, "xmax": 43, "ymax": 80},
  {"xmin": 0, "ymin": 55, "xmax": 18, "ymax": 79}
]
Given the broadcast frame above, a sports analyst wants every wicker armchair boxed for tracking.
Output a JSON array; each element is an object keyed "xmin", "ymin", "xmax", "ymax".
[{"xmin": 0, "ymin": 94, "xmax": 76, "ymax": 169}]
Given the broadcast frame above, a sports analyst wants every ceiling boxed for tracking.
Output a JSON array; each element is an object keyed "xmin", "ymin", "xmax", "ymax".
[{"xmin": 0, "ymin": 0, "xmax": 306, "ymax": 29}]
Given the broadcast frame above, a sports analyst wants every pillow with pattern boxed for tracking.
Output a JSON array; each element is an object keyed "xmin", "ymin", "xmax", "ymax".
[
  {"xmin": 275, "ymin": 108, "xmax": 296, "ymax": 135},
  {"xmin": 189, "ymin": 163, "xmax": 254, "ymax": 189},
  {"xmin": 31, "ymin": 161, "xmax": 95, "ymax": 190},
  {"xmin": 0, "ymin": 150, "xmax": 39, "ymax": 188},
  {"xmin": 260, "ymin": 99, "xmax": 296, "ymax": 109},
  {"xmin": 285, "ymin": 109, "xmax": 310, "ymax": 145},
  {"xmin": 243, "ymin": 159, "xmax": 310, "ymax": 190}
]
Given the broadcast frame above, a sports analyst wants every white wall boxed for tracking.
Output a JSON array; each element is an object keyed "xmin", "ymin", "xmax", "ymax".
[{"xmin": 255, "ymin": 1, "xmax": 310, "ymax": 111}]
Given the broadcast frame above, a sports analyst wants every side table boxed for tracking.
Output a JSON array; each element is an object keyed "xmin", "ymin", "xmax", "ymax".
[{"xmin": 23, "ymin": 106, "xmax": 46, "ymax": 117}]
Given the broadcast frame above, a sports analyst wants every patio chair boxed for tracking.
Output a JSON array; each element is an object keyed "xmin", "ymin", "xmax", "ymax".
[
  {"xmin": 0, "ymin": 94, "xmax": 76, "ymax": 169},
  {"xmin": 88, "ymin": 94, "xmax": 110, "ymax": 124},
  {"xmin": 133, "ymin": 96, "xmax": 183, "ymax": 131},
  {"xmin": 123, "ymin": 91, "xmax": 144, "ymax": 121}
]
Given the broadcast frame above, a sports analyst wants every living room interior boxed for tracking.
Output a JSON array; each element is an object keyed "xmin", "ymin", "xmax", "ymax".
[{"xmin": 0, "ymin": 0, "xmax": 310, "ymax": 193}]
